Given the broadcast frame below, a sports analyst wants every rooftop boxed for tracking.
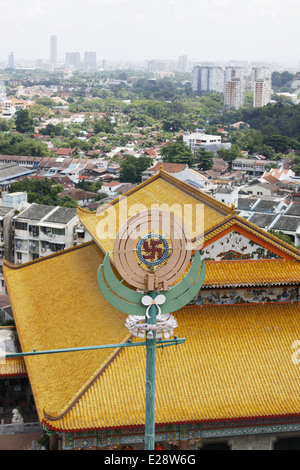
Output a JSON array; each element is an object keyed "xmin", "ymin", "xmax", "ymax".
[
  {"xmin": 78, "ymin": 170, "xmax": 232, "ymax": 255},
  {"xmin": 3, "ymin": 244, "xmax": 300, "ymax": 430},
  {"xmin": 43, "ymin": 207, "xmax": 77, "ymax": 224},
  {"xmin": 15, "ymin": 204, "xmax": 56, "ymax": 221},
  {"xmin": 15, "ymin": 203, "xmax": 77, "ymax": 224}
]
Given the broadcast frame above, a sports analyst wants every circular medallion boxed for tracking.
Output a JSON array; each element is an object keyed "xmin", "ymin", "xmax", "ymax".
[{"xmin": 113, "ymin": 209, "xmax": 192, "ymax": 291}]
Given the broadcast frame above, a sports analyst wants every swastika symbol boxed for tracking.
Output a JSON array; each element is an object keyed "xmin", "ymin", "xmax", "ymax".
[
  {"xmin": 136, "ymin": 233, "xmax": 170, "ymax": 268},
  {"xmin": 143, "ymin": 239, "xmax": 164, "ymax": 261}
]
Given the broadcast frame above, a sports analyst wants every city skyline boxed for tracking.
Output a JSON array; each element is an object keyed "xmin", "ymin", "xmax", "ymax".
[{"xmin": 0, "ymin": 0, "xmax": 299, "ymax": 67}]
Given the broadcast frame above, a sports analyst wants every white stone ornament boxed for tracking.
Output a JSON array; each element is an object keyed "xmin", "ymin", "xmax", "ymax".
[{"xmin": 141, "ymin": 294, "xmax": 166, "ymax": 318}]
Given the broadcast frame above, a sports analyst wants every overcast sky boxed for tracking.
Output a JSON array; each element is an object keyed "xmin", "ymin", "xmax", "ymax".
[{"xmin": 0, "ymin": 0, "xmax": 299, "ymax": 66}]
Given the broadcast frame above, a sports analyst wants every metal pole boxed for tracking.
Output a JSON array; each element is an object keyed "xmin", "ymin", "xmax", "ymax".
[
  {"xmin": 145, "ymin": 291, "xmax": 157, "ymax": 451},
  {"xmin": 3, "ymin": 338, "xmax": 186, "ymax": 359}
]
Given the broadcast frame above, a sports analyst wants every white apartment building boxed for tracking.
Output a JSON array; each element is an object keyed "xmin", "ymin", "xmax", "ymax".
[
  {"xmin": 13, "ymin": 204, "xmax": 92, "ymax": 265},
  {"xmin": 1, "ymin": 100, "xmax": 16, "ymax": 118},
  {"xmin": 232, "ymin": 158, "xmax": 273, "ymax": 174},
  {"xmin": 223, "ymin": 67, "xmax": 245, "ymax": 109},
  {"xmin": 252, "ymin": 67, "xmax": 272, "ymax": 108},
  {"xmin": 192, "ymin": 66, "xmax": 224, "ymax": 93},
  {"xmin": 183, "ymin": 132, "xmax": 222, "ymax": 150},
  {"xmin": 224, "ymin": 66, "xmax": 244, "ymax": 82},
  {"xmin": 252, "ymin": 66, "xmax": 271, "ymax": 82},
  {"xmin": 253, "ymin": 78, "xmax": 272, "ymax": 107}
]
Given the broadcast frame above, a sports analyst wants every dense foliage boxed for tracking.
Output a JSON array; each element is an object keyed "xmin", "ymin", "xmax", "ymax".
[{"xmin": 9, "ymin": 178, "xmax": 77, "ymax": 207}]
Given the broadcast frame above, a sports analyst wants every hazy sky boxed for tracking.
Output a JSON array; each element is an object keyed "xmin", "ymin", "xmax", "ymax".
[{"xmin": 0, "ymin": 0, "xmax": 299, "ymax": 66}]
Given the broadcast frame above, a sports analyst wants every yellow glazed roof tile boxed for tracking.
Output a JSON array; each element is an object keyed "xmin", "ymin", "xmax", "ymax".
[
  {"xmin": 204, "ymin": 259, "xmax": 300, "ymax": 287},
  {"xmin": 0, "ymin": 356, "xmax": 27, "ymax": 377},
  {"xmin": 42, "ymin": 302, "xmax": 300, "ymax": 431},
  {"xmin": 4, "ymin": 242, "xmax": 300, "ymax": 431},
  {"xmin": 3, "ymin": 242, "xmax": 131, "ymax": 421},
  {"xmin": 78, "ymin": 171, "xmax": 232, "ymax": 255}
]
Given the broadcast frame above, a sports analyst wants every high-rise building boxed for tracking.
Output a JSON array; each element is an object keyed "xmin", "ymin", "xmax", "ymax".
[
  {"xmin": 178, "ymin": 55, "xmax": 188, "ymax": 73},
  {"xmin": 252, "ymin": 66, "xmax": 271, "ymax": 82},
  {"xmin": 224, "ymin": 67, "xmax": 245, "ymax": 109},
  {"xmin": 50, "ymin": 35, "xmax": 58, "ymax": 68},
  {"xmin": 65, "ymin": 52, "xmax": 81, "ymax": 69},
  {"xmin": 84, "ymin": 51, "xmax": 97, "ymax": 70},
  {"xmin": 224, "ymin": 66, "xmax": 244, "ymax": 82},
  {"xmin": 224, "ymin": 78, "xmax": 245, "ymax": 110},
  {"xmin": 253, "ymin": 79, "xmax": 272, "ymax": 108},
  {"xmin": 192, "ymin": 66, "xmax": 224, "ymax": 93},
  {"xmin": 8, "ymin": 52, "xmax": 14, "ymax": 69},
  {"xmin": 252, "ymin": 67, "xmax": 272, "ymax": 108}
]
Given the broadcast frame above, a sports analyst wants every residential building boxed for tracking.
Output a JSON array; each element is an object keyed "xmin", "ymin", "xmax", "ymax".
[
  {"xmin": 57, "ymin": 188, "xmax": 98, "ymax": 206},
  {"xmin": 65, "ymin": 52, "xmax": 81, "ymax": 69},
  {"xmin": 183, "ymin": 132, "xmax": 222, "ymax": 150},
  {"xmin": 231, "ymin": 158, "xmax": 273, "ymax": 175},
  {"xmin": 50, "ymin": 35, "xmax": 58, "ymax": 68},
  {"xmin": 7, "ymin": 52, "xmax": 14, "ymax": 69},
  {"xmin": 0, "ymin": 207, "xmax": 15, "ymax": 293},
  {"xmin": 13, "ymin": 204, "xmax": 91, "ymax": 265},
  {"xmin": 253, "ymin": 78, "xmax": 272, "ymax": 107},
  {"xmin": 224, "ymin": 77, "xmax": 245, "ymax": 109},
  {"xmin": 224, "ymin": 66, "xmax": 244, "ymax": 82},
  {"xmin": 147, "ymin": 60, "xmax": 174, "ymax": 75},
  {"xmin": 0, "ymin": 163, "xmax": 34, "ymax": 190},
  {"xmin": 192, "ymin": 66, "xmax": 224, "ymax": 93},
  {"xmin": 244, "ymin": 182, "xmax": 277, "ymax": 198},
  {"xmin": 178, "ymin": 55, "xmax": 188, "ymax": 73},
  {"xmin": 214, "ymin": 186, "xmax": 239, "ymax": 208},
  {"xmin": 237, "ymin": 197, "xmax": 300, "ymax": 247},
  {"xmin": 252, "ymin": 66, "xmax": 271, "ymax": 82},
  {"xmin": 224, "ymin": 67, "xmax": 245, "ymax": 109},
  {"xmin": 84, "ymin": 51, "xmax": 97, "ymax": 70},
  {"xmin": 1, "ymin": 100, "xmax": 16, "ymax": 118}
]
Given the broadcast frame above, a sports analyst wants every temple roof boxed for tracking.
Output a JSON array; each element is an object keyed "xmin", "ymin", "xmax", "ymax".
[
  {"xmin": 78, "ymin": 170, "xmax": 232, "ymax": 255},
  {"xmin": 78, "ymin": 171, "xmax": 300, "ymax": 262},
  {"xmin": 42, "ymin": 301, "xmax": 300, "ymax": 431},
  {"xmin": 3, "ymin": 242, "xmax": 300, "ymax": 431},
  {"xmin": 3, "ymin": 170, "xmax": 300, "ymax": 433},
  {"xmin": 204, "ymin": 259, "xmax": 300, "ymax": 288}
]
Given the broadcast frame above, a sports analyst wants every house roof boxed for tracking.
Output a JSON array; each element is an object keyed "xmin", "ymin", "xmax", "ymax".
[
  {"xmin": 58, "ymin": 188, "xmax": 98, "ymax": 201},
  {"xmin": 55, "ymin": 148, "xmax": 73, "ymax": 155},
  {"xmin": 15, "ymin": 204, "xmax": 56, "ymax": 221},
  {"xmin": 147, "ymin": 162, "xmax": 187, "ymax": 174},
  {"xmin": 3, "ymin": 242, "xmax": 300, "ymax": 432}
]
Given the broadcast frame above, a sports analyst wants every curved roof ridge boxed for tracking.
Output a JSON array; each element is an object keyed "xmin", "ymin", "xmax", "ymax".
[
  {"xmin": 43, "ymin": 336, "xmax": 132, "ymax": 422},
  {"xmin": 3, "ymin": 241, "xmax": 96, "ymax": 271}
]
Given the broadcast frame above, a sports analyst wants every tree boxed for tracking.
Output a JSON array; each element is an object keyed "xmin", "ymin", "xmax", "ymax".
[
  {"xmin": 268, "ymin": 229, "xmax": 294, "ymax": 247},
  {"xmin": 162, "ymin": 115, "xmax": 184, "ymax": 134},
  {"xmin": 15, "ymin": 108, "xmax": 35, "ymax": 134},
  {"xmin": 9, "ymin": 178, "xmax": 74, "ymax": 207},
  {"xmin": 217, "ymin": 144, "xmax": 242, "ymax": 162},
  {"xmin": 194, "ymin": 148, "xmax": 214, "ymax": 171},
  {"xmin": 119, "ymin": 155, "xmax": 152, "ymax": 183},
  {"xmin": 160, "ymin": 141, "xmax": 195, "ymax": 166},
  {"xmin": 93, "ymin": 116, "xmax": 115, "ymax": 134}
]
